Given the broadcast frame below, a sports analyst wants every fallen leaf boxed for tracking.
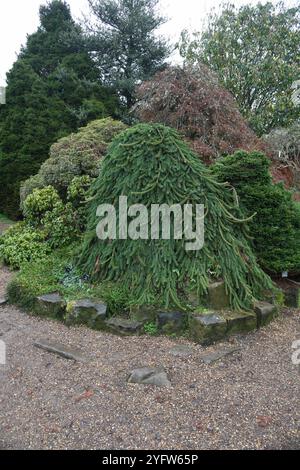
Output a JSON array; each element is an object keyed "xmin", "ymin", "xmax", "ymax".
[
  {"xmin": 75, "ymin": 389, "xmax": 94, "ymax": 403},
  {"xmin": 256, "ymin": 415, "xmax": 272, "ymax": 428}
]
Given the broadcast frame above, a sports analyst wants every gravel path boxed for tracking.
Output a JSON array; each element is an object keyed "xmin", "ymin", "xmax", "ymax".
[{"xmin": 0, "ymin": 266, "xmax": 299, "ymax": 450}]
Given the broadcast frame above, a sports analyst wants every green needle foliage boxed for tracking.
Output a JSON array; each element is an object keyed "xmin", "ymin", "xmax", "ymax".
[
  {"xmin": 77, "ymin": 124, "xmax": 273, "ymax": 310},
  {"xmin": 213, "ymin": 151, "xmax": 300, "ymax": 274}
]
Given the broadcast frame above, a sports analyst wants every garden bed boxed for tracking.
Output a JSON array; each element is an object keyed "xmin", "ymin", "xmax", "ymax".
[{"xmin": 6, "ymin": 248, "xmax": 279, "ymax": 345}]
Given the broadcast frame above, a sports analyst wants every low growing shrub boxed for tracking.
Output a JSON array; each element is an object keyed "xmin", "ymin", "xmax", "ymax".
[
  {"xmin": 213, "ymin": 151, "xmax": 300, "ymax": 274},
  {"xmin": 0, "ymin": 222, "xmax": 50, "ymax": 269}
]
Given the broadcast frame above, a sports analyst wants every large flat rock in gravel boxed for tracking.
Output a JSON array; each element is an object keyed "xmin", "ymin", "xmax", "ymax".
[
  {"xmin": 127, "ymin": 367, "xmax": 171, "ymax": 387},
  {"xmin": 34, "ymin": 339, "xmax": 87, "ymax": 362},
  {"xmin": 169, "ymin": 345, "xmax": 194, "ymax": 357},
  {"xmin": 199, "ymin": 346, "xmax": 241, "ymax": 365}
]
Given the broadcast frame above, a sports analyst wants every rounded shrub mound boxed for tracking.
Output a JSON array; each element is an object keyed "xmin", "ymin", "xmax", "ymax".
[
  {"xmin": 20, "ymin": 118, "xmax": 127, "ymax": 203},
  {"xmin": 213, "ymin": 151, "xmax": 300, "ymax": 274},
  {"xmin": 77, "ymin": 123, "xmax": 273, "ymax": 310}
]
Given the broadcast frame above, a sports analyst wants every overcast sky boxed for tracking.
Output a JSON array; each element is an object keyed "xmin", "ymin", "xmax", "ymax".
[{"xmin": 0, "ymin": 0, "xmax": 297, "ymax": 86}]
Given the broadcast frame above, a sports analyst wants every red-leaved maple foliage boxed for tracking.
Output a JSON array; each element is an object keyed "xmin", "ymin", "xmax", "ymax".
[{"xmin": 134, "ymin": 65, "xmax": 267, "ymax": 162}]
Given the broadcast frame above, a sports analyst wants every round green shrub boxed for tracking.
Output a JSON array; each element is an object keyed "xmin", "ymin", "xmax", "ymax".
[
  {"xmin": 213, "ymin": 151, "xmax": 300, "ymax": 274},
  {"xmin": 42, "ymin": 201, "xmax": 80, "ymax": 248},
  {"xmin": 23, "ymin": 186, "xmax": 61, "ymax": 225},
  {"xmin": 20, "ymin": 118, "xmax": 127, "ymax": 204},
  {"xmin": 0, "ymin": 223, "xmax": 50, "ymax": 269}
]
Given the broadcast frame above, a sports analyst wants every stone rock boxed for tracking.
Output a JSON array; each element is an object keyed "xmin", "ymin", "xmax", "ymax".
[
  {"xmin": 199, "ymin": 346, "xmax": 241, "ymax": 365},
  {"xmin": 224, "ymin": 311, "xmax": 257, "ymax": 334},
  {"xmin": 254, "ymin": 301, "xmax": 277, "ymax": 327},
  {"xmin": 127, "ymin": 367, "xmax": 171, "ymax": 387},
  {"xmin": 190, "ymin": 313, "xmax": 227, "ymax": 345},
  {"xmin": 169, "ymin": 345, "xmax": 194, "ymax": 357},
  {"xmin": 207, "ymin": 281, "xmax": 230, "ymax": 309},
  {"xmin": 34, "ymin": 339, "xmax": 86, "ymax": 362},
  {"xmin": 157, "ymin": 311, "xmax": 186, "ymax": 335},
  {"xmin": 66, "ymin": 299, "xmax": 107, "ymax": 329},
  {"xmin": 0, "ymin": 298, "xmax": 8, "ymax": 306},
  {"xmin": 130, "ymin": 305, "xmax": 157, "ymax": 324},
  {"xmin": 284, "ymin": 286, "xmax": 300, "ymax": 308},
  {"xmin": 36, "ymin": 293, "xmax": 66, "ymax": 319},
  {"xmin": 106, "ymin": 317, "xmax": 143, "ymax": 335}
]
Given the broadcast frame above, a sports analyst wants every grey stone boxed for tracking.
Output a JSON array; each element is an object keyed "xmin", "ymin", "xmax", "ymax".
[
  {"xmin": 224, "ymin": 311, "xmax": 257, "ymax": 334},
  {"xmin": 0, "ymin": 297, "xmax": 8, "ymax": 306},
  {"xmin": 130, "ymin": 305, "xmax": 157, "ymax": 323},
  {"xmin": 34, "ymin": 339, "xmax": 86, "ymax": 362},
  {"xmin": 127, "ymin": 367, "xmax": 171, "ymax": 387},
  {"xmin": 36, "ymin": 293, "xmax": 66, "ymax": 319},
  {"xmin": 254, "ymin": 301, "xmax": 277, "ymax": 327},
  {"xmin": 169, "ymin": 345, "xmax": 194, "ymax": 357},
  {"xmin": 66, "ymin": 299, "xmax": 107, "ymax": 329},
  {"xmin": 106, "ymin": 317, "xmax": 143, "ymax": 335},
  {"xmin": 207, "ymin": 281, "xmax": 230, "ymax": 309},
  {"xmin": 190, "ymin": 313, "xmax": 227, "ymax": 345},
  {"xmin": 200, "ymin": 346, "xmax": 241, "ymax": 364},
  {"xmin": 157, "ymin": 311, "xmax": 186, "ymax": 334}
]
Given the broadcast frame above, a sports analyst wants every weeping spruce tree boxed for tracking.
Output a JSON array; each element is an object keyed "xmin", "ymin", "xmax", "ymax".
[{"xmin": 78, "ymin": 124, "xmax": 273, "ymax": 311}]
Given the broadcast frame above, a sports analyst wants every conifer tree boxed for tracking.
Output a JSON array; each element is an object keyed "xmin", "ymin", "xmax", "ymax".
[
  {"xmin": 87, "ymin": 0, "xmax": 170, "ymax": 109},
  {"xmin": 78, "ymin": 124, "xmax": 273, "ymax": 311},
  {"xmin": 0, "ymin": 0, "xmax": 118, "ymax": 218},
  {"xmin": 213, "ymin": 151, "xmax": 300, "ymax": 274}
]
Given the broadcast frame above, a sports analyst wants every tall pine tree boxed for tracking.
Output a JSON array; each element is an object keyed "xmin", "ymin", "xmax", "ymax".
[
  {"xmin": 0, "ymin": 0, "xmax": 118, "ymax": 218},
  {"xmin": 87, "ymin": 0, "xmax": 170, "ymax": 109}
]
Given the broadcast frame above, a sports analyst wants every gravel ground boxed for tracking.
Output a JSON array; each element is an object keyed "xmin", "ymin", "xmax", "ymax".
[{"xmin": 0, "ymin": 266, "xmax": 300, "ymax": 450}]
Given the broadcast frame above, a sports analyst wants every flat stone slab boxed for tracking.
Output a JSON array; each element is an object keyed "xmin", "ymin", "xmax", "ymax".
[
  {"xmin": 190, "ymin": 313, "xmax": 227, "ymax": 345},
  {"xmin": 36, "ymin": 293, "xmax": 66, "ymax": 319},
  {"xmin": 169, "ymin": 345, "xmax": 194, "ymax": 357},
  {"xmin": 224, "ymin": 311, "xmax": 257, "ymax": 334},
  {"xmin": 199, "ymin": 346, "xmax": 241, "ymax": 365},
  {"xmin": 157, "ymin": 311, "xmax": 186, "ymax": 334},
  {"xmin": 34, "ymin": 339, "xmax": 86, "ymax": 362},
  {"xmin": 254, "ymin": 301, "xmax": 277, "ymax": 327},
  {"xmin": 66, "ymin": 299, "xmax": 107, "ymax": 329},
  {"xmin": 127, "ymin": 367, "xmax": 171, "ymax": 387},
  {"xmin": 106, "ymin": 317, "xmax": 143, "ymax": 335}
]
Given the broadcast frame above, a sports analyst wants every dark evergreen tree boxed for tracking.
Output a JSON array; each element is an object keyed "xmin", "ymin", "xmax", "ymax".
[
  {"xmin": 0, "ymin": 0, "xmax": 118, "ymax": 218},
  {"xmin": 87, "ymin": 0, "xmax": 170, "ymax": 109}
]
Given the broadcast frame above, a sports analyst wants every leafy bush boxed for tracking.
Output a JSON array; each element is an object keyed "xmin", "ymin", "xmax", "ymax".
[
  {"xmin": 67, "ymin": 175, "xmax": 94, "ymax": 229},
  {"xmin": 0, "ymin": 223, "xmax": 50, "ymax": 269},
  {"xmin": 213, "ymin": 151, "xmax": 300, "ymax": 273},
  {"xmin": 20, "ymin": 174, "xmax": 46, "ymax": 210},
  {"xmin": 42, "ymin": 201, "xmax": 79, "ymax": 248},
  {"xmin": 1, "ymin": 186, "xmax": 81, "ymax": 269},
  {"xmin": 20, "ymin": 118, "xmax": 127, "ymax": 203},
  {"xmin": 23, "ymin": 186, "xmax": 61, "ymax": 225}
]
